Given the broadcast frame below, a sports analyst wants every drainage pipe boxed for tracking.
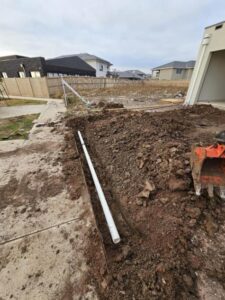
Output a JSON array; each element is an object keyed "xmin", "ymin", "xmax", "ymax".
[{"xmin": 78, "ymin": 131, "xmax": 121, "ymax": 244}]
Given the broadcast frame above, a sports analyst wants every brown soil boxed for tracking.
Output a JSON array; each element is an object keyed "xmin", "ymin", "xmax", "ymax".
[
  {"xmin": 67, "ymin": 105, "xmax": 225, "ymax": 300},
  {"xmin": 97, "ymin": 101, "xmax": 124, "ymax": 109},
  {"xmin": 80, "ymin": 82, "xmax": 188, "ymax": 99}
]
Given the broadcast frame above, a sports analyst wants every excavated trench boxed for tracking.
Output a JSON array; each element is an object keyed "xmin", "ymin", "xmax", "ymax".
[{"xmin": 67, "ymin": 106, "xmax": 225, "ymax": 300}]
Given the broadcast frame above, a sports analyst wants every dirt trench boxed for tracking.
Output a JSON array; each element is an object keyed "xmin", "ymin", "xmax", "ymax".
[{"xmin": 67, "ymin": 105, "xmax": 225, "ymax": 300}]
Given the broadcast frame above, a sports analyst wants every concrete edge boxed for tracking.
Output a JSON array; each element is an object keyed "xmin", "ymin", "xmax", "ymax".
[{"xmin": 7, "ymin": 95, "xmax": 62, "ymax": 101}]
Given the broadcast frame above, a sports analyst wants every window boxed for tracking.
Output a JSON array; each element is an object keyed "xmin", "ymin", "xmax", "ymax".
[
  {"xmin": 155, "ymin": 70, "xmax": 160, "ymax": 78},
  {"xmin": 99, "ymin": 64, "xmax": 104, "ymax": 71},
  {"xmin": 18, "ymin": 71, "xmax": 26, "ymax": 78},
  {"xmin": 1, "ymin": 72, "xmax": 8, "ymax": 78},
  {"xmin": 176, "ymin": 69, "xmax": 182, "ymax": 74},
  {"xmin": 30, "ymin": 71, "xmax": 41, "ymax": 78}
]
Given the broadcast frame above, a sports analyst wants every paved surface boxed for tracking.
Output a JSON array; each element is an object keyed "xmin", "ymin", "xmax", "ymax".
[
  {"xmin": 0, "ymin": 104, "xmax": 46, "ymax": 119},
  {"xmin": 0, "ymin": 99, "xmax": 98, "ymax": 299}
]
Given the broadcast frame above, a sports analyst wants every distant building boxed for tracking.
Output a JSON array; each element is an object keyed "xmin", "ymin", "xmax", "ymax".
[
  {"xmin": 115, "ymin": 70, "xmax": 147, "ymax": 80},
  {"xmin": 0, "ymin": 54, "xmax": 96, "ymax": 78},
  {"xmin": 56, "ymin": 53, "xmax": 112, "ymax": 77},
  {"xmin": 125, "ymin": 70, "xmax": 147, "ymax": 79},
  {"xmin": 152, "ymin": 61, "xmax": 195, "ymax": 80}
]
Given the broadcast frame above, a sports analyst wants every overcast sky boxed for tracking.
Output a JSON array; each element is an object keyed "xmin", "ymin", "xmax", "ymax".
[{"xmin": 1, "ymin": 0, "xmax": 225, "ymax": 72}]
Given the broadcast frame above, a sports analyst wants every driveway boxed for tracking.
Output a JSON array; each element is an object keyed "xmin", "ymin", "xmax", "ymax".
[
  {"xmin": 0, "ymin": 104, "xmax": 46, "ymax": 119},
  {"xmin": 0, "ymin": 99, "xmax": 99, "ymax": 299}
]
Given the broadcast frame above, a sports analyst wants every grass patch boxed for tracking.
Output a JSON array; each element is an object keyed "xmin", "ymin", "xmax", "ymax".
[
  {"xmin": 0, "ymin": 114, "xmax": 39, "ymax": 140},
  {"xmin": 0, "ymin": 99, "xmax": 47, "ymax": 107}
]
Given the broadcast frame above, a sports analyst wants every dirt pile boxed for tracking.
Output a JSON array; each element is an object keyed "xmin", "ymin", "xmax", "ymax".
[
  {"xmin": 68, "ymin": 105, "xmax": 225, "ymax": 299},
  {"xmin": 97, "ymin": 101, "xmax": 124, "ymax": 109}
]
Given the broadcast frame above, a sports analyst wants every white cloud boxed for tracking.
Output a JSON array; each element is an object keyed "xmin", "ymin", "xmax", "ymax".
[{"xmin": 0, "ymin": 0, "xmax": 225, "ymax": 69}]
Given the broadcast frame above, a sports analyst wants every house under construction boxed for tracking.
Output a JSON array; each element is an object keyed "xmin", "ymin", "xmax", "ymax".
[{"xmin": 185, "ymin": 21, "xmax": 225, "ymax": 105}]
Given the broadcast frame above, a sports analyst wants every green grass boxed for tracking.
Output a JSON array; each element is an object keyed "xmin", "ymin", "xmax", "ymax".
[
  {"xmin": 0, "ymin": 114, "xmax": 39, "ymax": 140},
  {"xmin": 0, "ymin": 99, "xmax": 47, "ymax": 106}
]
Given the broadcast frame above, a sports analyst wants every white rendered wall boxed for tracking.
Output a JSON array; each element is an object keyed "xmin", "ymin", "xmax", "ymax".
[
  {"xmin": 199, "ymin": 50, "xmax": 225, "ymax": 102},
  {"xmin": 85, "ymin": 60, "xmax": 109, "ymax": 77},
  {"xmin": 185, "ymin": 22, "xmax": 225, "ymax": 105}
]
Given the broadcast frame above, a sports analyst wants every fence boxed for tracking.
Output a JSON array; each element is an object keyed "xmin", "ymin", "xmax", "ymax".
[
  {"xmin": 2, "ymin": 77, "xmax": 49, "ymax": 98},
  {"xmin": 1, "ymin": 76, "xmax": 189, "ymax": 99}
]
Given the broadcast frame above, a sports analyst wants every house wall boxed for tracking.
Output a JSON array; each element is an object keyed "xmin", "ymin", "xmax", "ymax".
[
  {"xmin": 183, "ymin": 68, "xmax": 194, "ymax": 80},
  {"xmin": 171, "ymin": 69, "xmax": 184, "ymax": 80},
  {"xmin": 158, "ymin": 68, "xmax": 174, "ymax": 80},
  {"xmin": 199, "ymin": 50, "xmax": 225, "ymax": 101},
  {"xmin": 84, "ymin": 60, "xmax": 109, "ymax": 77},
  {"xmin": 158, "ymin": 68, "xmax": 193, "ymax": 80},
  {"xmin": 152, "ymin": 70, "xmax": 159, "ymax": 79},
  {"xmin": 185, "ymin": 21, "xmax": 225, "ymax": 105}
]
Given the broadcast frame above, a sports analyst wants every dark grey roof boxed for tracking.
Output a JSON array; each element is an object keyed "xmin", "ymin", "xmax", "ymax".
[
  {"xmin": 46, "ymin": 56, "xmax": 96, "ymax": 72},
  {"xmin": 0, "ymin": 55, "xmax": 28, "ymax": 62},
  {"xmin": 205, "ymin": 21, "xmax": 225, "ymax": 29},
  {"xmin": 126, "ymin": 70, "xmax": 146, "ymax": 75},
  {"xmin": 153, "ymin": 60, "xmax": 195, "ymax": 70},
  {"xmin": 117, "ymin": 71, "xmax": 142, "ymax": 80},
  {"xmin": 56, "ymin": 53, "xmax": 112, "ymax": 66}
]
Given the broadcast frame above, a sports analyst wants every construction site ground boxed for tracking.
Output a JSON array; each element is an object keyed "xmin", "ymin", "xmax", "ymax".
[
  {"xmin": 79, "ymin": 81, "xmax": 187, "ymax": 109},
  {"xmin": 67, "ymin": 104, "xmax": 225, "ymax": 300},
  {"xmin": 1, "ymin": 83, "xmax": 225, "ymax": 300}
]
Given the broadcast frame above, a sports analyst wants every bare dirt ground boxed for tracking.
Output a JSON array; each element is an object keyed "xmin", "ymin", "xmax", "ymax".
[
  {"xmin": 78, "ymin": 82, "xmax": 188, "ymax": 109},
  {"xmin": 2, "ymin": 82, "xmax": 225, "ymax": 300},
  {"xmin": 67, "ymin": 104, "xmax": 225, "ymax": 300},
  {"xmin": 0, "ymin": 100, "xmax": 99, "ymax": 300}
]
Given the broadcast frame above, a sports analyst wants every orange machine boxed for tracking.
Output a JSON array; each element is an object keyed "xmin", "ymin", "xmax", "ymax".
[{"xmin": 191, "ymin": 131, "xmax": 225, "ymax": 199}]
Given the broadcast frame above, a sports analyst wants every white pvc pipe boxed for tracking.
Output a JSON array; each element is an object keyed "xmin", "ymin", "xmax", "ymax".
[{"xmin": 78, "ymin": 131, "xmax": 121, "ymax": 244}]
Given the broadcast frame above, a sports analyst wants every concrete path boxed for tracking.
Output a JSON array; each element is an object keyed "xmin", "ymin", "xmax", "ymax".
[
  {"xmin": 0, "ymin": 104, "xmax": 46, "ymax": 119},
  {"xmin": 0, "ymin": 99, "xmax": 98, "ymax": 299}
]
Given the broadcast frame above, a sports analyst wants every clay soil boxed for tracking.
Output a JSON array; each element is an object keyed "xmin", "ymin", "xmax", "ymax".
[{"xmin": 67, "ymin": 105, "xmax": 225, "ymax": 300}]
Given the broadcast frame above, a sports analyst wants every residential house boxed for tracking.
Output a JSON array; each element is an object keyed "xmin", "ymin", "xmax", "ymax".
[
  {"xmin": 56, "ymin": 53, "xmax": 112, "ymax": 77},
  {"xmin": 0, "ymin": 54, "xmax": 96, "ymax": 78},
  {"xmin": 185, "ymin": 21, "xmax": 225, "ymax": 105},
  {"xmin": 116, "ymin": 70, "xmax": 146, "ymax": 80},
  {"xmin": 152, "ymin": 61, "xmax": 195, "ymax": 80},
  {"xmin": 125, "ymin": 70, "xmax": 147, "ymax": 79}
]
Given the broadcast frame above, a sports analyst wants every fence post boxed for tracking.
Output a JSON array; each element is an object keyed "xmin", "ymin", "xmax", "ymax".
[
  {"xmin": 44, "ymin": 77, "xmax": 50, "ymax": 98},
  {"xmin": 28, "ymin": 78, "xmax": 35, "ymax": 97},
  {"xmin": 15, "ymin": 78, "xmax": 22, "ymax": 96},
  {"xmin": 2, "ymin": 79, "xmax": 10, "ymax": 96}
]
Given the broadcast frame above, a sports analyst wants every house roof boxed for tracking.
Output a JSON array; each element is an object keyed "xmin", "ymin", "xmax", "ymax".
[
  {"xmin": 126, "ymin": 70, "xmax": 146, "ymax": 75},
  {"xmin": 56, "ymin": 53, "xmax": 112, "ymax": 66},
  {"xmin": 117, "ymin": 70, "xmax": 142, "ymax": 80},
  {"xmin": 205, "ymin": 21, "xmax": 225, "ymax": 29},
  {"xmin": 0, "ymin": 55, "xmax": 28, "ymax": 62},
  {"xmin": 46, "ymin": 56, "xmax": 96, "ymax": 72},
  {"xmin": 153, "ymin": 60, "xmax": 195, "ymax": 70}
]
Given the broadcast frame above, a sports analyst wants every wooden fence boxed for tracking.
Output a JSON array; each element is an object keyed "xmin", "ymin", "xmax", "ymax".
[{"xmin": 1, "ymin": 77, "xmax": 189, "ymax": 99}]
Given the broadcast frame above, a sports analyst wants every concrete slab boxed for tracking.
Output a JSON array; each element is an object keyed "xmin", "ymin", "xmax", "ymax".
[
  {"xmin": 0, "ymin": 99, "xmax": 98, "ymax": 299},
  {"xmin": 8, "ymin": 95, "xmax": 62, "ymax": 101},
  {"xmin": 0, "ymin": 105, "xmax": 46, "ymax": 119}
]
